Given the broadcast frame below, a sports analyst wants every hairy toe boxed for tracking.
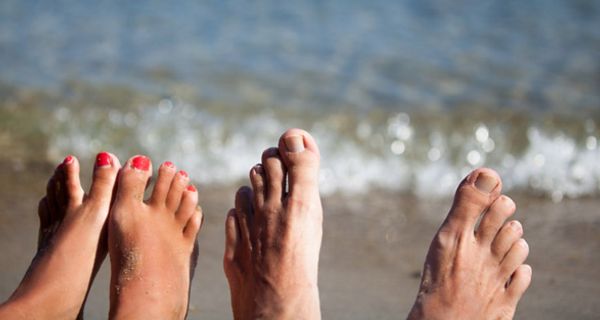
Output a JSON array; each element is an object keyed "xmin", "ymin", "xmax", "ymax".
[{"xmin": 441, "ymin": 168, "xmax": 502, "ymax": 236}]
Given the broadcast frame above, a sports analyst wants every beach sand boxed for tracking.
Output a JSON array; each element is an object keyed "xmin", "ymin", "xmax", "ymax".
[{"xmin": 0, "ymin": 162, "xmax": 599, "ymax": 319}]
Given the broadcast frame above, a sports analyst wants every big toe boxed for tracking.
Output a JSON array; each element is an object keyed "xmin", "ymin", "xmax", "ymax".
[
  {"xmin": 277, "ymin": 128, "xmax": 320, "ymax": 200},
  {"xmin": 442, "ymin": 168, "xmax": 502, "ymax": 235},
  {"xmin": 116, "ymin": 155, "xmax": 153, "ymax": 203}
]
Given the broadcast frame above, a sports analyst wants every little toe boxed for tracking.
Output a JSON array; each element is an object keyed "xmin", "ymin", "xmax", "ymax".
[
  {"xmin": 235, "ymin": 186, "xmax": 254, "ymax": 251},
  {"xmin": 150, "ymin": 161, "xmax": 177, "ymax": 205},
  {"xmin": 441, "ymin": 168, "xmax": 502, "ymax": 235},
  {"xmin": 261, "ymin": 148, "xmax": 286, "ymax": 204},
  {"xmin": 45, "ymin": 175, "xmax": 61, "ymax": 220},
  {"xmin": 506, "ymin": 264, "xmax": 533, "ymax": 305},
  {"xmin": 166, "ymin": 170, "xmax": 190, "ymax": 211},
  {"xmin": 224, "ymin": 209, "xmax": 240, "ymax": 278},
  {"xmin": 183, "ymin": 206, "xmax": 203, "ymax": 240},
  {"xmin": 37, "ymin": 197, "xmax": 51, "ymax": 230},
  {"xmin": 87, "ymin": 152, "xmax": 120, "ymax": 208},
  {"xmin": 491, "ymin": 220, "xmax": 524, "ymax": 259},
  {"xmin": 500, "ymin": 239, "xmax": 529, "ymax": 279},
  {"xmin": 476, "ymin": 195, "xmax": 516, "ymax": 244},
  {"xmin": 250, "ymin": 164, "xmax": 266, "ymax": 210},
  {"xmin": 176, "ymin": 185, "xmax": 199, "ymax": 226},
  {"xmin": 116, "ymin": 155, "xmax": 153, "ymax": 203},
  {"xmin": 277, "ymin": 128, "xmax": 321, "ymax": 203},
  {"xmin": 61, "ymin": 155, "xmax": 85, "ymax": 208}
]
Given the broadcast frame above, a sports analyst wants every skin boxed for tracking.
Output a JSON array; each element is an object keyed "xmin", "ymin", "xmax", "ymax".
[
  {"xmin": 408, "ymin": 168, "xmax": 532, "ymax": 320},
  {"xmin": 107, "ymin": 156, "xmax": 202, "ymax": 320},
  {"xmin": 224, "ymin": 128, "xmax": 323, "ymax": 320},
  {"xmin": 0, "ymin": 153, "xmax": 120, "ymax": 319}
]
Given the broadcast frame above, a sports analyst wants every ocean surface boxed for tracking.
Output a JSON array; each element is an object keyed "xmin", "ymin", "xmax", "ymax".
[{"xmin": 1, "ymin": 0, "xmax": 599, "ymax": 200}]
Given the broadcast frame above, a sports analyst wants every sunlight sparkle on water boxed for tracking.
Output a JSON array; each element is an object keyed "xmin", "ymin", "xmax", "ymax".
[
  {"xmin": 158, "ymin": 99, "xmax": 174, "ymax": 114},
  {"xmin": 390, "ymin": 140, "xmax": 405, "ymax": 155},
  {"xmin": 428, "ymin": 147, "xmax": 441, "ymax": 161},
  {"xmin": 467, "ymin": 150, "xmax": 481, "ymax": 165},
  {"xmin": 533, "ymin": 154, "xmax": 545, "ymax": 167},
  {"xmin": 586, "ymin": 136, "xmax": 597, "ymax": 150},
  {"xmin": 482, "ymin": 138, "xmax": 495, "ymax": 153},
  {"xmin": 475, "ymin": 124, "xmax": 489, "ymax": 143}
]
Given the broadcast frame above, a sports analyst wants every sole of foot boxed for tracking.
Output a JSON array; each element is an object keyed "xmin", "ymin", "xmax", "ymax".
[
  {"xmin": 108, "ymin": 156, "xmax": 202, "ymax": 320},
  {"xmin": 408, "ymin": 168, "xmax": 532, "ymax": 320},
  {"xmin": 224, "ymin": 128, "xmax": 323, "ymax": 320},
  {"xmin": 0, "ymin": 152, "xmax": 120, "ymax": 319}
]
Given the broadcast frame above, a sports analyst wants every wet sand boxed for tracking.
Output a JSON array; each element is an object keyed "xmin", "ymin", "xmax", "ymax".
[{"xmin": 0, "ymin": 162, "xmax": 599, "ymax": 319}]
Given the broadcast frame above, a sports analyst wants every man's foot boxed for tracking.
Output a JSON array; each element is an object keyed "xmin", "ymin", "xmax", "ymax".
[
  {"xmin": 408, "ymin": 168, "xmax": 532, "ymax": 320},
  {"xmin": 223, "ymin": 128, "xmax": 323, "ymax": 320},
  {"xmin": 0, "ymin": 153, "xmax": 120, "ymax": 319},
  {"xmin": 108, "ymin": 156, "xmax": 203, "ymax": 319}
]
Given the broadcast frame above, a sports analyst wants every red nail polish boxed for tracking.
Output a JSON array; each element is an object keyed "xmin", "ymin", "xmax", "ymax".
[
  {"xmin": 187, "ymin": 185, "xmax": 196, "ymax": 192},
  {"xmin": 63, "ymin": 155, "xmax": 74, "ymax": 165},
  {"xmin": 96, "ymin": 152, "xmax": 112, "ymax": 167},
  {"xmin": 163, "ymin": 161, "xmax": 174, "ymax": 168},
  {"xmin": 179, "ymin": 170, "xmax": 188, "ymax": 178},
  {"xmin": 131, "ymin": 156, "xmax": 150, "ymax": 171}
]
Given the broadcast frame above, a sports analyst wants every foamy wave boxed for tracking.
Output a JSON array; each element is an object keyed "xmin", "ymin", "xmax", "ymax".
[{"xmin": 47, "ymin": 102, "xmax": 599, "ymax": 201}]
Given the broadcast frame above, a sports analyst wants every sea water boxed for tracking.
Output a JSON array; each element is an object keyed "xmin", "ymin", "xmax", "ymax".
[{"xmin": 0, "ymin": 0, "xmax": 599, "ymax": 200}]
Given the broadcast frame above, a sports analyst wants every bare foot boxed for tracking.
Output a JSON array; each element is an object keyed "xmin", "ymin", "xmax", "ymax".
[
  {"xmin": 223, "ymin": 129, "xmax": 323, "ymax": 320},
  {"xmin": 108, "ymin": 156, "xmax": 202, "ymax": 319},
  {"xmin": 408, "ymin": 168, "xmax": 532, "ymax": 320},
  {"xmin": 0, "ymin": 153, "xmax": 120, "ymax": 319}
]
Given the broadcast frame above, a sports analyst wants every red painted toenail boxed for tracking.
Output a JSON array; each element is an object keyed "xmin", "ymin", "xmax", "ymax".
[
  {"xmin": 187, "ymin": 185, "xmax": 196, "ymax": 192},
  {"xmin": 131, "ymin": 156, "xmax": 150, "ymax": 171},
  {"xmin": 179, "ymin": 170, "xmax": 188, "ymax": 178},
  {"xmin": 63, "ymin": 155, "xmax": 74, "ymax": 165},
  {"xmin": 96, "ymin": 152, "xmax": 112, "ymax": 167},
  {"xmin": 163, "ymin": 161, "xmax": 174, "ymax": 168}
]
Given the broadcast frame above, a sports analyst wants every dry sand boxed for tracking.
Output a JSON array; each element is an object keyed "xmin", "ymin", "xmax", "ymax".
[{"xmin": 0, "ymin": 162, "xmax": 599, "ymax": 319}]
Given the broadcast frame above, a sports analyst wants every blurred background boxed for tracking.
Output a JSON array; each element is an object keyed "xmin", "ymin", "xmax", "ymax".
[{"xmin": 0, "ymin": 0, "xmax": 599, "ymax": 319}]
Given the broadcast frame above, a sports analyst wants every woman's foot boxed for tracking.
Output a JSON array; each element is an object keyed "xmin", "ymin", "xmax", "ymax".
[
  {"xmin": 223, "ymin": 129, "xmax": 323, "ymax": 320},
  {"xmin": 108, "ymin": 156, "xmax": 203, "ymax": 319},
  {"xmin": 408, "ymin": 168, "xmax": 532, "ymax": 320},
  {"xmin": 0, "ymin": 153, "xmax": 120, "ymax": 319}
]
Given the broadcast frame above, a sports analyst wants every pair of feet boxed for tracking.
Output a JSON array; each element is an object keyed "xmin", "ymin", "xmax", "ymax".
[
  {"xmin": 0, "ymin": 128, "xmax": 531, "ymax": 319},
  {"xmin": 0, "ymin": 152, "xmax": 200, "ymax": 318}
]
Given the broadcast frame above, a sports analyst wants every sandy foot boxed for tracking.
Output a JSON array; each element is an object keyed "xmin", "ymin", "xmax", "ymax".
[
  {"xmin": 408, "ymin": 168, "xmax": 532, "ymax": 320},
  {"xmin": 108, "ymin": 156, "xmax": 202, "ymax": 319},
  {"xmin": 224, "ymin": 129, "xmax": 323, "ymax": 320},
  {"xmin": 0, "ymin": 153, "xmax": 120, "ymax": 319}
]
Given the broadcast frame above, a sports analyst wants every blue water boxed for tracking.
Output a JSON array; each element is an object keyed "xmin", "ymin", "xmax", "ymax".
[
  {"xmin": 1, "ymin": 0, "xmax": 598, "ymax": 110},
  {"xmin": 1, "ymin": 0, "xmax": 599, "ymax": 199}
]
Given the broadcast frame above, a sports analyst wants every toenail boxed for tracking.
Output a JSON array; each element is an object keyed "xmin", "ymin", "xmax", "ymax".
[
  {"xmin": 254, "ymin": 165, "xmax": 264, "ymax": 175},
  {"xmin": 62, "ymin": 155, "xmax": 74, "ymax": 165},
  {"xmin": 96, "ymin": 152, "xmax": 112, "ymax": 167},
  {"xmin": 284, "ymin": 135, "xmax": 305, "ymax": 153},
  {"xmin": 510, "ymin": 221, "xmax": 522, "ymax": 231},
  {"xmin": 131, "ymin": 156, "xmax": 150, "ymax": 171},
  {"xmin": 474, "ymin": 173, "xmax": 497, "ymax": 193},
  {"xmin": 179, "ymin": 170, "xmax": 189, "ymax": 178},
  {"xmin": 163, "ymin": 161, "xmax": 175, "ymax": 168},
  {"xmin": 187, "ymin": 184, "xmax": 196, "ymax": 192}
]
